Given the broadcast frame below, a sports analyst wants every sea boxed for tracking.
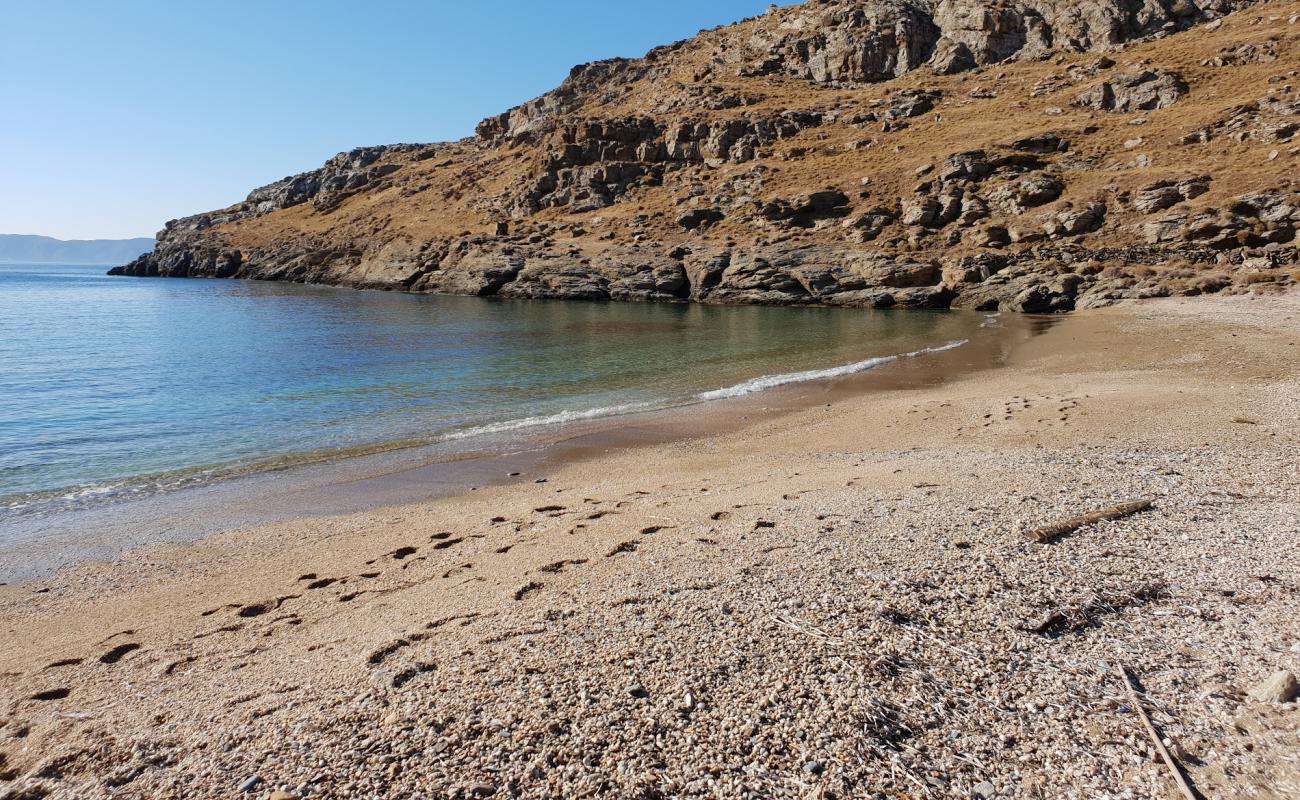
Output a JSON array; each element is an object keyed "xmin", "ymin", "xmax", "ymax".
[{"xmin": 0, "ymin": 263, "xmax": 990, "ymax": 520}]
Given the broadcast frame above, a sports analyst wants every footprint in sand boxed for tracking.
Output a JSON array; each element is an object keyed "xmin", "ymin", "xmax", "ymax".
[
  {"xmin": 607, "ymin": 541, "xmax": 639, "ymax": 557},
  {"xmin": 391, "ymin": 662, "xmax": 436, "ymax": 689},
  {"xmin": 426, "ymin": 613, "xmax": 482, "ymax": 630},
  {"xmin": 513, "ymin": 581, "xmax": 543, "ymax": 601},
  {"xmin": 193, "ymin": 623, "xmax": 243, "ymax": 639},
  {"xmin": 368, "ymin": 637, "xmax": 421, "ymax": 666},
  {"xmin": 201, "ymin": 604, "xmax": 239, "ymax": 617},
  {"xmin": 162, "ymin": 655, "xmax": 198, "ymax": 676},
  {"xmin": 365, "ymin": 546, "xmax": 418, "ymax": 565},
  {"xmin": 30, "ymin": 688, "xmax": 70, "ymax": 701},
  {"xmin": 537, "ymin": 559, "xmax": 587, "ymax": 574},
  {"xmin": 99, "ymin": 643, "xmax": 141, "ymax": 664},
  {"xmin": 238, "ymin": 595, "xmax": 299, "ymax": 618},
  {"xmin": 44, "ymin": 658, "xmax": 83, "ymax": 669}
]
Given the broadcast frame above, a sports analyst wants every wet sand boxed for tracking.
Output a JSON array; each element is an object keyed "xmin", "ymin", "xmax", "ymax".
[{"xmin": 1, "ymin": 293, "xmax": 1298, "ymax": 799}]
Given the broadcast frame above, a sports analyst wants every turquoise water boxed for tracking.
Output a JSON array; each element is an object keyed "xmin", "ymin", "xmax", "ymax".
[{"xmin": 0, "ymin": 264, "xmax": 984, "ymax": 516}]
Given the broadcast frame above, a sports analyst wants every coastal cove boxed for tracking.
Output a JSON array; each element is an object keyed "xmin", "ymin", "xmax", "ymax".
[
  {"xmin": 0, "ymin": 263, "xmax": 1035, "ymax": 581},
  {"xmin": 4, "ymin": 0, "xmax": 1300, "ymax": 794},
  {"xmin": 2, "ymin": 292, "xmax": 1296, "ymax": 798}
]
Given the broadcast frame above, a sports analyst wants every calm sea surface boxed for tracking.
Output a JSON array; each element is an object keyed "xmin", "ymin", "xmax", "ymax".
[{"xmin": 0, "ymin": 264, "xmax": 987, "ymax": 517}]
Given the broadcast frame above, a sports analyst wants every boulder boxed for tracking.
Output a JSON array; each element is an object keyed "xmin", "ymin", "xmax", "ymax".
[
  {"xmin": 988, "ymin": 172, "xmax": 1065, "ymax": 213},
  {"xmin": 1133, "ymin": 175, "xmax": 1210, "ymax": 213},
  {"xmin": 1141, "ymin": 215, "xmax": 1187, "ymax": 244},
  {"xmin": 1074, "ymin": 69, "xmax": 1189, "ymax": 112},
  {"xmin": 887, "ymin": 89, "xmax": 942, "ymax": 119},
  {"xmin": 677, "ymin": 207, "xmax": 725, "ymax": 230},
  {"xmin": 1248, "ymin": 671, "xmax": 1298, "ymax": 704},
  {"xmin": 852, "ymin": 257, "xmax": 941, "ymax": 287},
  {"xmin": 760, "ymin": 191, "xmax": 852, "ymax": 228},
  {"xmin": 1043, "ymin": 202, "xmax": 1106, "ymax": 238},
  {"xmin": 846, "ymin": 207, "xmax": 897, "ymax": 241},
  {"xmin": 902, "ymin": 197, "xmax": 943, "ymax": 227},
  {"xmin": 930, "ymin": 38, "xmax": 976, "ymax": 75},
  {"xmin": 416, "ymin": 251, "xmax": 525, "ymax": 297}
]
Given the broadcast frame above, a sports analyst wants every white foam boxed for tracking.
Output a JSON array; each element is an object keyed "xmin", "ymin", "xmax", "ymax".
[
  {"xmin": 440, "ymin": 401, "xmax": 657, "ymax": 441},
  {"xmin": 443, "ymin": 339, "xmax": 971, "ymax": 438},
  {"xmin": 697, "ymin": 339, "xmax": 968, "ymax": 401}
]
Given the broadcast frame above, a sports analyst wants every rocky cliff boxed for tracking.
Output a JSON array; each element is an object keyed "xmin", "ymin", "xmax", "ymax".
[{"xmin": 112, "ymin": 0, "xmax": 1300, "ymax": 312}]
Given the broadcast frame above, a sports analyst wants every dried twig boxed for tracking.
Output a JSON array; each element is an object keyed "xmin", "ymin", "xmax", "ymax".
[
  {"xmin": 1024, "ymin": 499, "xmax": 1153, "ymax": 543},
  {"xmin": 1115, "ymin": 664, "xmax": 1201, "ymax": 800}
]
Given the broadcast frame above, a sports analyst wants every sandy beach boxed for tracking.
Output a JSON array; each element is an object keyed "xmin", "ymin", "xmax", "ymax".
[{"xmin": 2, "ymin": 292, "xmax": 1298, "ymax": 799}]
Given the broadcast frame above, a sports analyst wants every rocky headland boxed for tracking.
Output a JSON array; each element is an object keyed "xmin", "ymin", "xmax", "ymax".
[{"xmin": 111, "ymin": 0, "xmax": 1299, "ymax": 313}]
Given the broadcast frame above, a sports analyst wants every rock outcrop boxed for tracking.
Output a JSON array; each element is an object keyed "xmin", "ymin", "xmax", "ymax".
[
  {"xmin": 1074, "ymin": 68, "xmax": 1189, "ymax": 111},
  {"xmin": 112, "ymin": 0, "xmax": 1299, "ymax": 313}
]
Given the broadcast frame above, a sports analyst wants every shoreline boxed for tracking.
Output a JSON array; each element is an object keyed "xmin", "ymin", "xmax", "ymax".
[
  {"xmin": 0, "ymin": 311, "xmax": 1040, "ymax": 585},
  {"xmin": 1, "ymin": 292, "xmax": 1297, "ymax": 798}
]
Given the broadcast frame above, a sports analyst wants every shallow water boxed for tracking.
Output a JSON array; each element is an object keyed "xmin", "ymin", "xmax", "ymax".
[{"xmin": 0, "ymin": 264, "xmax": 987, "ymax": 518}]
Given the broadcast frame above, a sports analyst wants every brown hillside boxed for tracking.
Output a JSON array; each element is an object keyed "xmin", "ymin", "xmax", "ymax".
[{"xmin": 113, "ymin": 0, "xmax": 1299, "ymax": 312}]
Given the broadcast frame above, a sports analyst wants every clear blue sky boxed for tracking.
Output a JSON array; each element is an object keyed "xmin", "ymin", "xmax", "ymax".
[{"xmin": 2, "ymin": 0, "xmax": 782, "ymax": 240}]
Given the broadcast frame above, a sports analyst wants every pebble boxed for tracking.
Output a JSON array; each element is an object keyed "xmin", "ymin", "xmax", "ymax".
[
  {"xmin": 1248, "ymin": 670, "xmax": 1297, "ymax": 704},
  {"xmin": 237, "ymin": 775, "xmax": 262, "ymax": 793},
  {"xmin": 803, "ymin": 760, "xmax": 824, "ymax": 775}
]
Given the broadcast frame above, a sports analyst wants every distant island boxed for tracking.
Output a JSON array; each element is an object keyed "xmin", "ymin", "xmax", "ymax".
[{"xmin": 0, "ymin": 234, "xmax": 153, "ymax": 265}]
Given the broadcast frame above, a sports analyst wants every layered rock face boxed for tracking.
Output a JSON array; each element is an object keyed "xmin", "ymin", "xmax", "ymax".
[{"xmin": 113, "ymin": 0, "xmax": 1300, "ymax": 312}]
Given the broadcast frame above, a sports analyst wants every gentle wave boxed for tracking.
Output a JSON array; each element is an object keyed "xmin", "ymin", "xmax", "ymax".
[
  {"xmin": 1, "ymin": 338, "xmax": 969, "ymax": 518},
  {"xmin": 440, "ymin": 402, "xmax": 659, "ymax": 441},
  {"xmin": 697, "ymin": 339, "xmax": 968, "ymax": 401}
]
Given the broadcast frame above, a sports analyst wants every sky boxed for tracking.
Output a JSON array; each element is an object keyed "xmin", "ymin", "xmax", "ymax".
[{"xmin": 1, "ymin": 0, "xmax": 782, "ymax": 240}]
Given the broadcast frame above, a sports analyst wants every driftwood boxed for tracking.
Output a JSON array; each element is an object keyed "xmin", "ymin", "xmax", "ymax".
[
  {"xmin": 1024, "ymin": 499, "xmax": 1153, "ymax": 543},
  {"xmin": 1116, "ymin": 664, "xmax": 1201, "ymax": 800}
]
